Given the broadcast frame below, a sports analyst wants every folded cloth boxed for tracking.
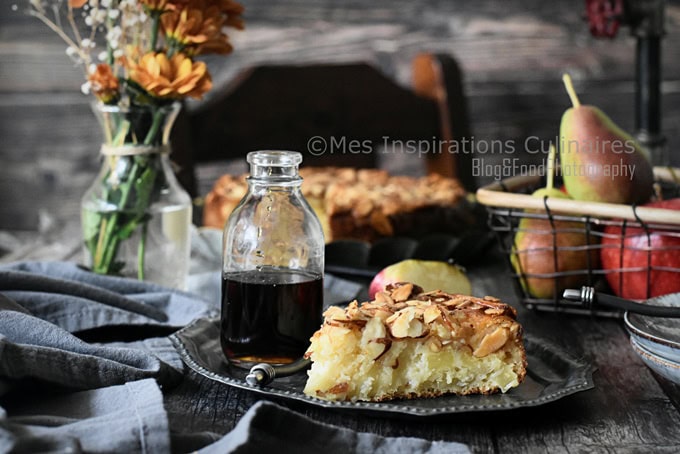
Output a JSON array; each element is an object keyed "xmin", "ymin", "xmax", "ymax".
[
  {"xmin": 198, "ymin": 401, "xmax": 471, "ymax": 454},
  {"xmin": 0, "ymin": 261, "xmax": 217, "ymax": 394},
  {"xmin": 0, "ymin": 310, "xmax": 182, "ymax": 391},
  {"xmin": 0, "ymin": 378, "xmax": 170, "ymax": 453},
  {"xmin": 0, "ymin": 261, "xmax": 218, "ymax": 333}
]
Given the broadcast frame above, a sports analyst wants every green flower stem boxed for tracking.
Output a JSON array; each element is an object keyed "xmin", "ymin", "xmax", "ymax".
[
  {"xmin": 144, "ymin": 107, "xmax": 164, "ymax": 145},
  {"xmin": 90, "ymin": 106, "xmax": 167, "ymax": 279},
  {"xmin": 150, "ymin": 12, "xmax": 161, "ymax": 53},
  {"xmin": 137, "ymin": 221, "xmax": 147, "ymax": 280},
  {"xmin": 131, "ymin": 107, "xmax": 166, "ymax": 278},
  {"xmin": 94, "ymin": 160, "xmax": 141, "ymax": 273}
]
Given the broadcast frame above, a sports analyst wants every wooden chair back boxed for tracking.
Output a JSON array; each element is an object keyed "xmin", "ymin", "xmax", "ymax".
[{"xmin": 171, "ymin": 52, "xmax": 474, "ymax": 196}]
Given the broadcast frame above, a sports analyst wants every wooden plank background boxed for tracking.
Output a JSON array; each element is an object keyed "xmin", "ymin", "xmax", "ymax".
[{"xmin": 1, "ymin": 0, "xmax": 680, "ymax": 231}]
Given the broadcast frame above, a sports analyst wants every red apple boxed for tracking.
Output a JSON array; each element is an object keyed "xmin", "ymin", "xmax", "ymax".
[
  {"xmin": 368, "ymin": 259, "xmax": 472, "ymax": 299},
  {"xmin": 600, "ymin": 198, "xmax": 680, "ymax": 300}
]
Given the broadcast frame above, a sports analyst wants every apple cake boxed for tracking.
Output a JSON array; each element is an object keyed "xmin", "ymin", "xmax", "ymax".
[
  {"xmin": 202, "ymin": 167, "xmax": 472, "ymax": 242},
  {"xmin": 302, "ymin": 282, "xmax": 527, "ymax": 402}
]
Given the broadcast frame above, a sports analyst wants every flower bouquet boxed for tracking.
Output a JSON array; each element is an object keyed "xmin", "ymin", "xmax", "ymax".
[{"xmin": 27, "ymin": 0, "xmax": 243, "ymax": 287}]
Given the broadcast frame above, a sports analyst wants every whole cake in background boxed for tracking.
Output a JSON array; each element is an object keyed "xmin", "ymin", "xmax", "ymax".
[
  {"xmin": 303, "ymin": 282, "xmax": 527, "ymax": 402},
  {"xmin": 203, "ymin": 167, "xmax": 474, "ymax": 242}
]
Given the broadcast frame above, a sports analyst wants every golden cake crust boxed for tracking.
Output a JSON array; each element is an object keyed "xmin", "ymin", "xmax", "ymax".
[
  {"xmin": 202, "ymin": 167, "xmax": 470, "ymax": 241},
  {"xmin": 303, "ymin": 283, "xmax": 527, "ymax": 402}
]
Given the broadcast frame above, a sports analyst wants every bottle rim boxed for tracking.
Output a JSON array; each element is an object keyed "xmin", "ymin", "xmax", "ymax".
[{"xmin": 247, "ymin": 150, "xmax": 302, "ymax": 167}]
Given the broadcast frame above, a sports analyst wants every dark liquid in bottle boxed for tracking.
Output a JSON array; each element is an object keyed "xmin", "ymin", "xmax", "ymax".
[{"xmin": 221, "ymin": 268, "xmax": 323, "ymax": 367}]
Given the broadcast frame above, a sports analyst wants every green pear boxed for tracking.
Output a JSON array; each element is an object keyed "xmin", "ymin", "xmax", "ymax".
[
  {"xmin": 510, "ymin": 146, "xmax": 599, "ymax": 299},
  {"xmin": 559, "ymin": 74, "xmax": 654, "ymax": 205}
]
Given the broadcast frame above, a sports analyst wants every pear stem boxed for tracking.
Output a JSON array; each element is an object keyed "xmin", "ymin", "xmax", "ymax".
[
  {"xmin": 546, "ymin": 144, "xmax": 556, "ymax": 191},
  {"xmin": 562, "ymin": 73, "xmax": 581, "ymax": 108}
]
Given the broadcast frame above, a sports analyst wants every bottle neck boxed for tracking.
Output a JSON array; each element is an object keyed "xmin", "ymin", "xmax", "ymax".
[
  {"xmin": 247, "ymin": 163, "xmax": 302, "ymax": 190},
  {"xmin": 246, "ymin": 150, "xmax": 303, "ymax": 189}
]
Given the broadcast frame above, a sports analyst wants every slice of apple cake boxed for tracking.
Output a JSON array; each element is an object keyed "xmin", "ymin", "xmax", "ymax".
[{"xmin": 303, "ymin": 282, "xmax": 527, "ymax": 402}]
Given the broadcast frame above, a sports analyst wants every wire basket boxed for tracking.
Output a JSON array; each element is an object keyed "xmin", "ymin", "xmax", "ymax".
[{"xmin": 476, "ymin": 167, "xmax": 680, "ymax": 317}]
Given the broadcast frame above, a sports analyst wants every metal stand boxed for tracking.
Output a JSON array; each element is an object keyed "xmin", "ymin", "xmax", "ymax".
[{"xmin": 629, "ymin": 0, "xmax": 667, "ymax": 165}]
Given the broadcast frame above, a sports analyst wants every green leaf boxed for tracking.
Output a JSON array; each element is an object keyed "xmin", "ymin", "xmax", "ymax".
[
  {"xmin": 110, "ymin": 261, "xmax": 126, "ymax": 274},
  {"xmin": 82, "ymin": 208, "xmax": 103, "ymax": 243},
  {"xmin": 133, "ymin": 163, "xmax": 158, "ymax": 215},
  {"xmin": 114, "ymin": 215, "xmax": 140, "ymax": 240}
]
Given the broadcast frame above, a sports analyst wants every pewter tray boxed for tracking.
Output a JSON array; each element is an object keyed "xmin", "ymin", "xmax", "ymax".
[{"xmin": 170, "ymin": 317, "xmax": 595, "ymax": 418}]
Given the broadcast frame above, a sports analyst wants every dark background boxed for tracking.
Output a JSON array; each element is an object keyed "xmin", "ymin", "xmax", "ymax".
[{"xmin": 2, "ymin": 0, "xmax": 680, "ymax": 231}]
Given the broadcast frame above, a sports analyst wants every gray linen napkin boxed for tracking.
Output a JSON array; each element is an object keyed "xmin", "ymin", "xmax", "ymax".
[
  {"xmin": 199, "ymin": 401, "xmax": 471, "ymax": 454},
  {"xmin": 0, "ymin": 261, "xmax": 218, "ymax": 332},
  {"xmin": 1, "ymin": 379, "xmax": 170, "ymax": 453}
]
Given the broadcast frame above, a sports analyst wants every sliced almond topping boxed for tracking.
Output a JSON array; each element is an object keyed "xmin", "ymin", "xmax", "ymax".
[
  {"xmin": 423, "ymin": 305, "xmax": 442, "ymax": 324},
  {"xmin": 373, "ymin": 309, "xmax": 394, "ymax": 321},
  {"xmin": 374, "ymin": 291, "xmax": 394, "ymax": 305},
  {"xmin": 391, "ymin": 283, "xmax": 414, "ymax": 302},
  {"xmin": 323, "ymin": 306, "xmax": 346, "ymax": 319},
  {"xmin": 484, "ymin": 307, "xmax": 506, "ymax": 315},
  {"xmin": 473, "ymin": 327, "xmax": 509, "ymax": 358},
  {"xmin": 388, "ymin": 307, "xmax": 427, "ymax": 338}
]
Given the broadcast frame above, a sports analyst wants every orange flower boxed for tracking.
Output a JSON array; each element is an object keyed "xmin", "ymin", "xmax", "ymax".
[
  {"xmin": 211, "ymin": 0, "xmax": 245, "ymax": 30},
  {"xmin": 162, "ymin": 5, "xmax": 228, "ymax": 55},
  {"xmin": 126, "ymin": 52, "xmax": 212, "ymax": 99},
  {"xmin": 88, "ymin": 63, "xmax": 120, "ymax": 104},
  {"xmin": 161, "ymin": 0, "xmax": 243, "ymax": 55},
  {"xmin": 69, "ymin": 0, "xmax": 88, "ymax": 8},
  {"xmin": 139, "ymin": 0, "xmax": 170, "ymax": 12}
]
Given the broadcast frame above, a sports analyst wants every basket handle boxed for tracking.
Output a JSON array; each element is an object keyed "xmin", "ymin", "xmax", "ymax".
[{"xmin": 476, "ymin": 166, "xmax": 680, "ymax": 226}]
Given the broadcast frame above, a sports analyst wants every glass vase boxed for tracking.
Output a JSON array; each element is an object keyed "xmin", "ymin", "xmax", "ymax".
[{"xmin": 81, "ymin": 102, "xmax": 192, "ymax": 289}]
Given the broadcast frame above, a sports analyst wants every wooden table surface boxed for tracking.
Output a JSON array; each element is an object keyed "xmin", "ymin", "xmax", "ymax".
[{"xmin": 3, "ymin": 225, "xmax": 680, "ymax": 453}]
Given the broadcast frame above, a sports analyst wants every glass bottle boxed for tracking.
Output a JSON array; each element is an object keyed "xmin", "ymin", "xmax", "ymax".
[
  {"xmin": 221, "ymin": 151, "xmax": 324, "ymax": 368},
  {"xmin": 81, "ymin": 102, "xmax": 192, "ymax": 289}
]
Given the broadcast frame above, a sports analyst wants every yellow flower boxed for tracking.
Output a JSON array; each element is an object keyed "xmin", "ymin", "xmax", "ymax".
[
  {"xmin": 88, "ymin": 63, "xmax": 120, "ymax": 104},
  {"xmin": 126, "ymin": 52, "xmax": 212, "ymax": 99}
]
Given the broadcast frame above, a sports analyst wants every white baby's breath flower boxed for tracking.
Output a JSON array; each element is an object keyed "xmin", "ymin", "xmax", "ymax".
[
  {"xmin": 98, "ymin": 51, "xmax": 108, "ymax": 61},
  {"xmin": 81, "ymin": 81, "xmax": 91, "ymax": 95},
  {"xmin": 84, "ymin": 15, "xmax": 93, "ymax": 26},
  {"xmin": 107, "ymin": 26, "xmax": 122, "ymax": 40},
  {"xmin": 81, "ymin": 38, "xmax": 96, "ymax": 50},
  {"xmin": 108, "ymin": 9, "xmax": 120, "ymax": 19},
  {"xmin": 65, "ymin": 46, "xmax": 82, "ymax": 64},
  {"xmin": 113, "ymin": 49, "xmax": 124, "ymax": 59},
  {"xmin": 95, "ymin": 9, "xmax": 107, "ymax": 23},
  {"xmin": 101, "ymin": 0, "xmax": 111, "ymax": 7}
]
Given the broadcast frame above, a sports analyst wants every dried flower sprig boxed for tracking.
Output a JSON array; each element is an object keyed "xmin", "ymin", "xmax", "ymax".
[
  {"xmin": 26, "ymin": 0, "xmax": 244, "ymax": 280},
  {"xmin": 27, "ymin": 0, "xmax": 243, "ymax": 106}
]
